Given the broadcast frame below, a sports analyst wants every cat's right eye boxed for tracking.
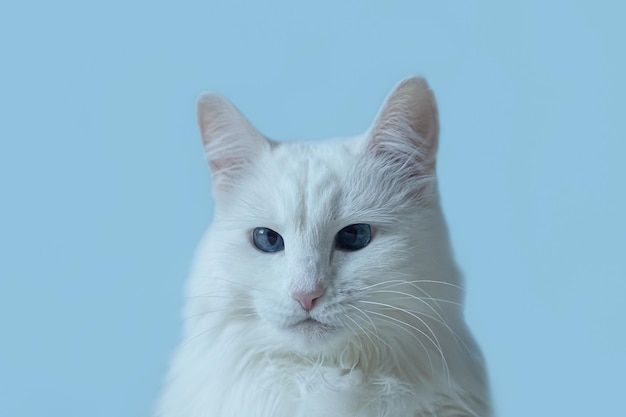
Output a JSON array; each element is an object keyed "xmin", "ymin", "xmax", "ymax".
[{"xmin": 252, "ymin": 227, "xmax": 285, "ymax": 253}]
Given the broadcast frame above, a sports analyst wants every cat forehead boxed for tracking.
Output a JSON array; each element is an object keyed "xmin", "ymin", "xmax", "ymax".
[
  {"xmin": 232, "ymin": 138, "xmax": 367, "ymax": 230},
  {"xmin": 269, "ymin": 140, "xmax": 358, "ymax": 184}
]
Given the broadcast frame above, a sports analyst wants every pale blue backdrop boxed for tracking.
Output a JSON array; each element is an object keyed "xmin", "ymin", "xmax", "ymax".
[{"xmin": 1, "ymin": 1, "xmax": 624, "ymax": 416}]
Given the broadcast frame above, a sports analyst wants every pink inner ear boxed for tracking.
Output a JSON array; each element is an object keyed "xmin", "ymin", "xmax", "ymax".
[
  {"xmin": 208, "ymin": 158, "xmax": 233, "ymax": 175},
  {"xmin": 208, "ymin": 155, "xmax": 256, "ymax": 191}
]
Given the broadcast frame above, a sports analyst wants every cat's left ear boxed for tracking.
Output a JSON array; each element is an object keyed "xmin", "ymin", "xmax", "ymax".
[
  {"xmin": 197, "ymin": 93, "xmax": 270, "ymax": 190},
  {"xmin": 366, "ymin": 77, "xmax": 439, "ymax": 176}
]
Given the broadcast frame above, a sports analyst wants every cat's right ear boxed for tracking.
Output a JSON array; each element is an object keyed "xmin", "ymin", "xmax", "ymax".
[{"xmin": 197, "ymin": 93, "xmax": 269, "ymax": 189}]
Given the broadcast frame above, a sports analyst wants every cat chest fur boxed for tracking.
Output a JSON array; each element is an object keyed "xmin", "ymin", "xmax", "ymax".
[{"xmin": 161, "ymin": 316, "xmax": 469, "ymax": 417}]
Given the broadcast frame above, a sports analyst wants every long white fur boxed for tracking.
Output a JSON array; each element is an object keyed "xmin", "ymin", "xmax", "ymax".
[{"xmin": 154, "ymin": 77, "xmax": 492, "ymax": 417}]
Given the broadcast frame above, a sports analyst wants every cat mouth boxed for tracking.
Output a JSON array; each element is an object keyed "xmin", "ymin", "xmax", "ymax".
[
  {"xmin": 293, "ymin": 318, "xmax": 321, "ymax": 327},
  {"xmin": 283, "ymin": 316, "xmax": 345, "ymax": 347},
  {"xmin": 290, "ymin": 317, "xmax": 333, "ymax": 332}
]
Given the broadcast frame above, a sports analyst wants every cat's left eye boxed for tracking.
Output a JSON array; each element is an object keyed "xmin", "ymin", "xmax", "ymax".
[
  {"xmin": 252, "ymin": 227, "xmax": 285, "ymax": 253},
  {"xmin": 335, "ymin": 224, "xmax": 371, "ymax": 251}
]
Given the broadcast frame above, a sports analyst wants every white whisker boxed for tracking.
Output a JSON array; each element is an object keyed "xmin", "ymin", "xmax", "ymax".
[{"xmin": 357, "ymin": 300, "xmax": 451, "ymax": 383}]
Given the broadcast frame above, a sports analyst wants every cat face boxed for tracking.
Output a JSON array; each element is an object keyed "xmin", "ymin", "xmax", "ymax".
[{"xmin": 192, "ymin": 78, "xmax": 462, "ymax": 353}]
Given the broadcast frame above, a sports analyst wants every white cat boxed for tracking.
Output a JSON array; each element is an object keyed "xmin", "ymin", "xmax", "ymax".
[{"xmin": 154, "ymin": 77, "xmax": 492, "ymax": 417}]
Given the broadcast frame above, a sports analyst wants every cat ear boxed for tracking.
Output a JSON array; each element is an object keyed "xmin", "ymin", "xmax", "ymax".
[
  {"xmin": 366, "ymin": 77, "xmax": 439, "ymax": 176},
  {"xmin": 197, "ymin": 93, "xmax": 269, "ymax": 189}
]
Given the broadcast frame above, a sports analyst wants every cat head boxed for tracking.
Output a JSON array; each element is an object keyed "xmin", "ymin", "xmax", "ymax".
[{"xmin": 190, "ymin": 78, "xmax": 462, "ymax": 357}]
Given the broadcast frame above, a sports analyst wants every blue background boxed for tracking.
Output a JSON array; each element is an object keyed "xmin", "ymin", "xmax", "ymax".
[{"xmin": 1, "ymin": 1, "xmax": 624, "ymax": 416}]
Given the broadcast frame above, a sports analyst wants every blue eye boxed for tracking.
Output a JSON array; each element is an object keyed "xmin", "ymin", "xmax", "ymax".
[
  {"xmin": 335, "ymin": 224, "xmax": 371, "ymax": 251},
  {"xmin": 252, "ymin": 227, "xmax": 285, "ymax": 253}
]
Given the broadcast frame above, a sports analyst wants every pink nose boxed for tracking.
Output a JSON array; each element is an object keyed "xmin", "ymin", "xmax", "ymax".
[{"xmin": 291, "ymin": 286, "xmax": 325, "ymax": 312}]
